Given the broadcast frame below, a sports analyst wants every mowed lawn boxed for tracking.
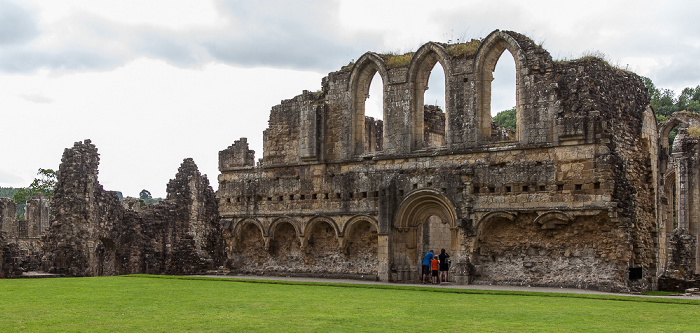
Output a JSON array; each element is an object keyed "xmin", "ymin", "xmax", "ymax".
[{"xmin": 1, "ymin": 276, "xmax": 698, "ymax": 332}]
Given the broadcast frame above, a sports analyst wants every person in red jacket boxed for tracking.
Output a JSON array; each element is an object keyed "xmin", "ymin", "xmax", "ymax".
[{"xmin": 430, "ymin": 256, "xmax": 440, "ymax": 284}]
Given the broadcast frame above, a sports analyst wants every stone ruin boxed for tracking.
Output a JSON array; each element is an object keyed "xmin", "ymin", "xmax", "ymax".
[
  {"xmin": 217, "ymin": 30, "xmax": 658, "ymax": 292},
  {"xmin": 2, "ymin": 29, "xmax": 700, "ymax": 293},
  {"xmin": 38, "ymin": 139, "xmax": 224, "ymax": 276},
  {"xmin": 0, "ymin": 193, "xmax": 49, "ymax": 276}
]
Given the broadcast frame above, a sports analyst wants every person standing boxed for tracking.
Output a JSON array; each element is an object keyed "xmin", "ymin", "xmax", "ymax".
[
  {"xmin": 438, "ymin": 248, "xmax": 450, "ymax": 283},
  {"xmin": 431, "ymin": 255, "xmax": 440, "ymax": 284},
  {"xmin": 422, "ymin": 250, "xmax": 434, "ymax": 283}
]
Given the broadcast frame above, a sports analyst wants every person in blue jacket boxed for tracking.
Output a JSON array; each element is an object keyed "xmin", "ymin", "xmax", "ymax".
[{"xmin": 422, "ymin": 250, "xmax": 434, "ymax": 284}]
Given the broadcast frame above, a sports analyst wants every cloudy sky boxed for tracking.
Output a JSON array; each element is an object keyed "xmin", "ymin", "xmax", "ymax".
[{"xmin": 2, "ymin": 0, "xmax": 699, "ymax": 198}]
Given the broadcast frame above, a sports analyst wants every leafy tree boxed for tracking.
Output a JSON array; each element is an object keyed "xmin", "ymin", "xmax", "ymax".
[
  {"xmin": 139, "ymin": 189, "xmax": 152, "ymax": 200},
  {"xmin": 492, "ymin": 106, "xmax": 516, "ymax": 130},
  {"xmin": 0, "ymin": 187, "xmax": 21, "ymax": 198},
  {"xmin": 12, "ymin": 168, "xmax": 57, "ymax": 219}
]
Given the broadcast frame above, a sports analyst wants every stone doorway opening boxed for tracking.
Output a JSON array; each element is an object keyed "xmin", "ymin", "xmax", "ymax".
[{"xmin": 391, "ymin": 190, "xmax": 457, "ymax": 283}]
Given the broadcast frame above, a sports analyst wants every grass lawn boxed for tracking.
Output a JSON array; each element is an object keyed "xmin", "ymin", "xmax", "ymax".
[{"xmin": 0, "ymin": 275, "xmax": 698, "ymax": 332}]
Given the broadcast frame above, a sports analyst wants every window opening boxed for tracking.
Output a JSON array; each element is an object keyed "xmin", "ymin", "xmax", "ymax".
[
  {"xmin": 490, "ymin": 51, "xmax": 517, "ymax": 141},
  {"xmin": 423, "ymin": 62, "xmax": 446, "ymax": 148},
  {"xmin": 363, "ymin": 73, "xmax": 384, "ymax": 153}
]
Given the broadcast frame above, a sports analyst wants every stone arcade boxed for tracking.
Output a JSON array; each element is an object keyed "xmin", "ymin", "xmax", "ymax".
[{"xmin": 2, "ymin": 30, "xmax": 699, "ymax": 292}]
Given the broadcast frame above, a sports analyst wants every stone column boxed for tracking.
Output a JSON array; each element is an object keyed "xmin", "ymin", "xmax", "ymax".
[
  {"xmin": 676, "ymin": 157, "xmax": 689, "ymax": 230},
  {"xmin": 377, "ymin": 234, "xmax": 390, "ymax": 281}
]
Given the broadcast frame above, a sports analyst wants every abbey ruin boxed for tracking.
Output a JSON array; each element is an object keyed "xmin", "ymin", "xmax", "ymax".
[{"xmin": 2, "ymin": 30, "xmax": 699, "ymax": 292}]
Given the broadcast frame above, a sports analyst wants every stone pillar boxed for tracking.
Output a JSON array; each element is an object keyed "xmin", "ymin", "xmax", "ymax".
[
  {"xmin": 0, "ymin": 198, "xmax": 17, "ymax": 236},
  {"xmin": 377, "ymin": 234, "xmax": 390, "ymax": 281},
  {"xmin": 676, "ymin": 157, "xmax": 689, "ymax": 230}
]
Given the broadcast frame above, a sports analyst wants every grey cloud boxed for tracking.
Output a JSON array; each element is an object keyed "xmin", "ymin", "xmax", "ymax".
[
  {"xmin": 0, "ymin": 0, "xmax": 39, "ymax": 45},
  {"xmin": 0, "ymin": 46, "xmax": 129, "ymax": 73},
  {"xmin": 204, "ymin": 0, "xmax": 381, "ymax": 71},
  {"xmin": 0, "ymin": 0, "xmax": 382, "ymax": 74},
  {"xmin": 20, "ymin": 93, "xmax": 53, "ymax": 104}
]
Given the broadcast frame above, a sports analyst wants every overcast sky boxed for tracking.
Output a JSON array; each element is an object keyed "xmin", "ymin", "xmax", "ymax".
[{"xmin": 2, "ymin": 0, "xmax": 699, "ymax": 198}]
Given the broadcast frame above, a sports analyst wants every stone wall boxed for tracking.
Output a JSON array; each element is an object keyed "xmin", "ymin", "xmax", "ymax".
[
  {"xmin": 42, "ymin": 140, "xmax": 224, "ymax": 277},
  {"xmin": 0, "ymin": 198, "xmax": 16, "ymax": 236},
  {"xmin": 218, "ymin": 29, "xmax": 657, "ymax": 292}
]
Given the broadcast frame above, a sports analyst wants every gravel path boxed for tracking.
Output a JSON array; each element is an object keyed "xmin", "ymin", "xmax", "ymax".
[{"xmin": 195, "ymin": 274, "xmax": 700, "ymax": 300}]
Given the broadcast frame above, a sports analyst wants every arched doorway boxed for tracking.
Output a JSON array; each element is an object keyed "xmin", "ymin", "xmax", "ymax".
[{"xmin": 391, "ymin": 190, "xmax": 458, "ymax": 282}]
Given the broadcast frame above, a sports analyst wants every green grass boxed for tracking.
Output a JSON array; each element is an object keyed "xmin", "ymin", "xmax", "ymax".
[{"xmin": 1, "ymin": 276, "xmax": 698, "ymax": 332}]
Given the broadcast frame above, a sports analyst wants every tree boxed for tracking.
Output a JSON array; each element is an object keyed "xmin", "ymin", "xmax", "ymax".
[
  {"xmin": 12, "ymin": 168, "xmax": 57, "ymax": 219},
  {"xmin": 493, "ymin": 106, "xmax": 516, "ymax": 130},
  {"xmin": 139, "ymin": 189, "xmax": 152, "ymax": 200}
]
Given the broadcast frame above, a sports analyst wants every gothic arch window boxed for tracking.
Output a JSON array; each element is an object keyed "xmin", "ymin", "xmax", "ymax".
[
  {"xmin": 475, "ymin": 31, "xmax": 525, "ymax": 143},
  {"xmin": 409, "ymin": 43, "xmax": 451, "ymax": 151},
  {"xmin": 350, "ymin": 53, "xmax": 388, "ymax": 155}
]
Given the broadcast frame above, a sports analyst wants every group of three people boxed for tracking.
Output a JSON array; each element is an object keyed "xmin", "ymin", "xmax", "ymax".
[{"xmin": 422, "ymin": 249, "xmax": 450, "ymax": 284}]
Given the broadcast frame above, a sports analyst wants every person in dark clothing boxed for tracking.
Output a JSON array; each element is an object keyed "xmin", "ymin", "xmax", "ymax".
[{"xmin": 438, "ymin": 248, "xmax": 450, "ymax": 282}]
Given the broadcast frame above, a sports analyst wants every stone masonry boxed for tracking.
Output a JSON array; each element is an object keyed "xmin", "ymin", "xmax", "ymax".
[{"xmin": 218, "ymin": 30, "xmax": 658, "ymax": 292}]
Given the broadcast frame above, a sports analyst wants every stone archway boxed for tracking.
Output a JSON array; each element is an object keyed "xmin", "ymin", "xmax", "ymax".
[
  {"xmin": 344, "ymin": 218, "xmax": 379, "ymax": 275},
  {"xmin": 304, "ymin": 219, "xmax": 341, "ymax": 273},
  {"xmin": 391, "ymin": 190, "xmax": 458, "ymax": 282},
  {"xmin": 237, "ymin": 222, "xmax": 266, "ymax": 271},
  {"xmin": 268, "ymin": 220, "xmax": 302, "ymax": 271}
]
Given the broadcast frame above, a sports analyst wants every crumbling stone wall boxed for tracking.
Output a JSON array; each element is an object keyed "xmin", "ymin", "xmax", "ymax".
[
  {"xmin": 364, "ymin": 117, "xmax": 383, "ymax": 152},
  {"xmin": 218, "ymin": 30, "xmax": 657, "ymax": 291},
  {"xmin": 42, "ymin": 140, "xmax": 224, "ymax": 277},
  {"xmin": 423, "ymin": 105, "xmax": 445, "ymax": 147},
  {"xmin": 0, "ymin": 198, "xmax": 16, "ymax": 237},
  {"xmin": 0, "ymin": 193, "xmax": 49, "ymax": 274}
]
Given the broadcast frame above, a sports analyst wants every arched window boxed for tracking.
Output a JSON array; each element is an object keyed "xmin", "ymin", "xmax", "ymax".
[
  {"xmin": 490, "ymin": 52, "xmax": 517, "ymax": 141},
  {"xmin": 350, "ymin": 54, "xmax": 387, "ymax": 155},
  {"xmin": 409, "ymin": 44, "xmax": 450, "ymax": 151},
  {"xmin": 475, "ymin": 31, "xmax": 526, "ymax": 143},
  {"xmin": 423, "ymin": 63, "xmax": 447, "ymax": 148},
  {"xmin": 364, "ymin": 73, "xmax": 384, "ymax": 153}
]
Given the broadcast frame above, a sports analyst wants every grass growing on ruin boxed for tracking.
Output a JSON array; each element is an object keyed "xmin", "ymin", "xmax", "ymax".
[{"xmin": 1, "ymin": 276, "xmax": 698, "ymax": 332}]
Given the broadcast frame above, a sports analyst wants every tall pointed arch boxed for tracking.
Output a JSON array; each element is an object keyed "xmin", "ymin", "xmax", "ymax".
[
  {"xmin": 474, "ymin": 30, "xmax": 527, "ymax": 142},
  {"xmin": 407, "ymin": 43, "xmax": 452, "ymax": 150},
  {"xmin": 349, "ymin": 53, "xmax": 389, "ymax": 155}
]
